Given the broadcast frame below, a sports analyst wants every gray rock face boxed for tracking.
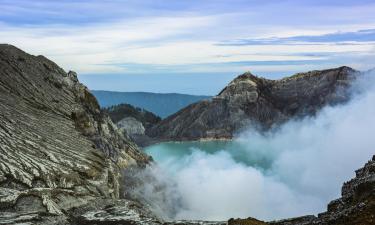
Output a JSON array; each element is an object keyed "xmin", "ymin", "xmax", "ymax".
[
  {"xmin": 0, "ymin": 44, "xmax": 150, "ymax": 221},
  {"xmin": 147, "ymin": 67, "xmax": 358, "ymax": 141},
  {"xmin": 117, "ymin": 117, "xmax": 146, "ymax": 135},
  {"xmin": 70, "ymin": 199, "xmax": 163, "ymax": 225},
  {"xmin": 271, "ymin": 155, "xmax": 375, "ymax": 225}
]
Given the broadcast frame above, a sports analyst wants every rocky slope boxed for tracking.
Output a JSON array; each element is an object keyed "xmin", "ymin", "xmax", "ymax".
[
  {"xmin": 226, "ymin": 155, "xmax": 375, "ymax": 225},
  {"xmin": 147, "ymin": 67, "xmax": 358, "ymax": 141},
  {"xmin": 103, "ymin": 103, "xmax": 161, "ymax": 146},
  {"xmin": 273, "ymin": 154, "xmax": 375, "ymax": 225},
  {"xmin": 0, "ymin": 44, "xmax": 152, "ymax": 224},
  {"xmin": 104, "ymin": 103, "xmax": 161, "ymax": 129}
]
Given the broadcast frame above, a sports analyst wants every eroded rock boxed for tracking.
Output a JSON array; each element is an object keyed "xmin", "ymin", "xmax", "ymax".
[
  {"xmin": 147, "ymin": 67, "xmax": 358, "ymax": 141},
  {"xmin": 0, "ymin": 44, "xmax": 150, "ymax": 220},
  {"xmin": 117, "ymin": 117, "xmax": 146, "ymax": 135}
]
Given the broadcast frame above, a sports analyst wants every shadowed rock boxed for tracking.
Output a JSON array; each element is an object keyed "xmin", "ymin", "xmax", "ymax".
[
  {"xmin": 271, "ymin": 155, "xmax": 375, "ymax": 225},
  {"xmin": 147, "ymin": 67, "xmax": 358, "ymax": 141}
]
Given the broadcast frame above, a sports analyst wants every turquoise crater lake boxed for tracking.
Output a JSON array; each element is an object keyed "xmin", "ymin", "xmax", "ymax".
[
  {"xmin": 142, "ymin": 140, "xmax": 302, "ymax": 220},
  {"xmin": 140, "ymin": 136, "xmax": 357, "ymax": 221},
  {"xmin": 144, "ymin": 140, "xmax": 274, "ymax": 172}
]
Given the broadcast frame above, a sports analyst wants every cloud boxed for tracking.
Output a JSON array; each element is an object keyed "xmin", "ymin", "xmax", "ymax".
[
  {"xmin": 218, "ymin": 29, "xmax": 375, "ymax": 46},
  {"xmin": 1, "ymin": 0, "xmax": 375, "ymax": 77},
  {"xmin": 0, "ymin": 15, "xmax": 219, "ymax": 73}
]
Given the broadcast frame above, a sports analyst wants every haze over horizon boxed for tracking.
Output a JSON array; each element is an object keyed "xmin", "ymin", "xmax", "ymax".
[{"xmin": 1, "ymin": 0, "xmax": 375, "ymax": 95}]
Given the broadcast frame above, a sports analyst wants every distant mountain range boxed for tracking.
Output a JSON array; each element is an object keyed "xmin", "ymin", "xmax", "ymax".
[{"xmin": 91, "ymin": 90, "xmax": 211, "ymax": 118}]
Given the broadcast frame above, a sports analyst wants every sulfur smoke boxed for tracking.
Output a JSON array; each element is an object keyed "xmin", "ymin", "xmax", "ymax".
[{"xmin": 125, "ymin": 70, "xmax": 375, "ymax": 221}]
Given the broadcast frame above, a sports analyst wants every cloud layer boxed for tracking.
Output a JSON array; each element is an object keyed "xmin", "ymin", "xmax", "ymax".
[{"xmin": 1, "ymin": 0, "xmax": 375, "ymax": 77}]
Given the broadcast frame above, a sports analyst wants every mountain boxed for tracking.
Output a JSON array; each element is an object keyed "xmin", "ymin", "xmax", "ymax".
[
  {"xmin": 0, "ymin": 45, "xmax": 373, "ymax": 225},
  {"xmin": 0, "ymin": 44, "xmax": 156, "ymax": 224},
  {"xmin": 92, "ymin": 90, "xmax": 211, "ymax": 118},
  {"xmin": 147, "ymin": 67, "xmax": 358, "ymax": 141}
]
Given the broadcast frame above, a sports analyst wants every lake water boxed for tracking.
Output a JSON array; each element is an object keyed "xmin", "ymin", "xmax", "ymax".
[{"xmin": 144, "ymin": 140, "xmax": 274, "ymax": 171}]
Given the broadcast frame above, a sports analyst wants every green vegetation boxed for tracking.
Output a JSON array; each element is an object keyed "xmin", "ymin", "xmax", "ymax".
[{"xmin": 92, "ymin": 90, "xmax": 211, "ymax": 118}]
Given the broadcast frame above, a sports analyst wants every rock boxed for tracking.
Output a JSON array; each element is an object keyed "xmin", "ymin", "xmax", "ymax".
[
  {"xmin": 117, "ymin": 117, "xmax": 146, "ymax": 135},
  {"xmin": 104, "ymin": 103, "xmax": 162, "ymax": 146},
  {"xmin": 0, "ymin": 212, "xmax": 69, "ymax": 225},
  {"xmin": 147, "ymin": 68, "xmax": 358, "ymax": 142},
  {"xmin": 70, "ymin": 199, "xmax": 163, "ymax": 225},
  {"xmin": 269, "ymin": 215, "xmax": 317, "ymax": 225},
  {"xmin": 316, "ymin": 155, "xmax": 375, "ymax": 225},
  {"xmin": 164, "ymin": 221, "xmax": 226, "ymax": 225},
  {"xmin": 0, "ymin": 44, "xmax": 150, "ymax": 223},
  {"xmin": 104, "ymin": 103, "xmax": 161, "ymax": 129},
  {"xmin": 228, "ymin": 217, "xmax": 268, "ymax": 225},
  {"xmin": 270, "ymin": 155, "xmax": 375, "ymax": 225}
]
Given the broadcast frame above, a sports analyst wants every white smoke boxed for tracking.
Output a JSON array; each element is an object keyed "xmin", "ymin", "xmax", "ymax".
[{"xmin": 129, "ymin": 71, "xmax": 375, "ymax": 221}]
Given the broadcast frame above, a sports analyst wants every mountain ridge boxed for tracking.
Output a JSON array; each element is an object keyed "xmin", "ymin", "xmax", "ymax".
[
  {"xmin": 147, "ymin": 66, "xmax": 358, "ymax": 142},
  {"xmin": 92, "ymin": 90, "xmax": 211, "ymax": 118}
]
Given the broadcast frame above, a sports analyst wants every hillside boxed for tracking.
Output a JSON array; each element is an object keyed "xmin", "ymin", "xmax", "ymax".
[
  {"xmin": 103, "ymin": 103, "xmax": 161, "ymax": 129},
  {"xmin": 0, "ymin": 44, "xmax": 156, "ymax": 224},
  {"xmin": 147, "ymin": 67, "xmax": 358, "ymax": 141},
  {"xmin": 103, "ymin": 104, "xmax": 161, "ymax": 146},
  {"xmin": 92, "ymin": 90, "xmax": 211, "ymax": 118}
]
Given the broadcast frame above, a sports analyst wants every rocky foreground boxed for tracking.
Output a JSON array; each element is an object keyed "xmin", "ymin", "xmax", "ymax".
[
  {"xmin": 147, "ymin": 67, "xmax": 358, "ymax": 141},
  {"xmin": 0, "ymin": 45, "xmax": 374, "ymax": 225},
  {"xmin": 0, "ymin": 44, "xmax": 154, "ymax": 224}
]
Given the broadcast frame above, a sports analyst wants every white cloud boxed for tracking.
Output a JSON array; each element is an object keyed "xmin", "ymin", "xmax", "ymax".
[{"xmin": 1, "ymin": 1, "xmax": 375, "ymax": 75}]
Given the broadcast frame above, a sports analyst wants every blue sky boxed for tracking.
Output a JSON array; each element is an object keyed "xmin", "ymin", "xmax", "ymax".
[{"xmin": 1, "ymin": 0, "xmax": 375, "ymax": 94}]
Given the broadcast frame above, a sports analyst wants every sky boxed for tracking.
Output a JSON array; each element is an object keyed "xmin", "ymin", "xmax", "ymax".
[{"xmin": 1, "ymin": 0, "xmax": 375, "ymax": 94}]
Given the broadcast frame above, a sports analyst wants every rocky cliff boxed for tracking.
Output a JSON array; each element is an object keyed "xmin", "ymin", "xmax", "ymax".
[
  {"xmin": 209, "ymin": 155, "xmax": 375, "ymax": 225},
  {"xmin": 0, "ymin": 44, "xmax": 153, "ymax": 224},
  {"xmin": 147, "ymin": 67, "xmax": 358, "ymax": 141},
  {"xmin": 270, "ymin": 154, "xmax": 375, "ymax": 225},
  {"xmin": 103, "ymin": 103, "xmax": 161, "ymax": 146},
  {"xmin": 104, "ymin": 103, "xmax": 161, "ymax": 129}
]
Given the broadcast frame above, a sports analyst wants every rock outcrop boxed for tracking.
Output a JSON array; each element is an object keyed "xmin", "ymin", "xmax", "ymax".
[
  {"xmin": 270, "ymin": 155, "xmax": 375, "ymax": 225},
  {"xmin": 104, "ymin": 103, "xmax": 161, "ymax": 129},
  {"xmin": 0, "ymin": 44, "xmax": 150, "ymax": 223},
  {"xmin": 103, "ymin": 103, "xmax": 162, "ymax": 146},
  {"xmin": 117, "ymin": 117, "xmax": 146, "ymax": 135},
  {"xmin": 147, "ymin": 67, "xmax": 358, "ymax": 141}
]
